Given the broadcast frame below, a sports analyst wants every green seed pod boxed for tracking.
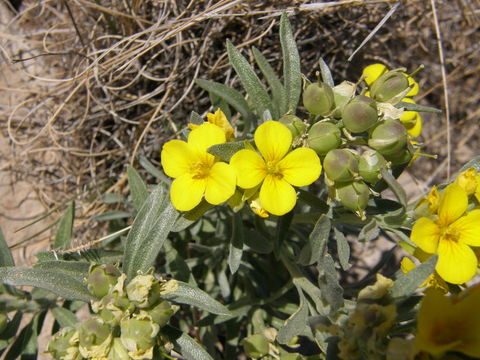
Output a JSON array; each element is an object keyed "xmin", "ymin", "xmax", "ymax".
[
  {"xmin": 370, "ymin": 71, "xmax": 409, "ymax": 102},
  {"xmin": 337, "ymin": 181, "xmax": 370, "ymax": 212},
  {"xmin": 279, "ymin": 115, "xmax": 307, "ymax": 138},
  {"xmin": 359, "ymin": 150, "xmax": 387, "ymax": 184},
  {"xmin": 126, "ymin": 273, "xmax": 163, "ymax": 308},
  {"xmin": 107, "ymin": 338, "xmax": 130, "ymax": 360},
  {"xmin": 87, "ymin": 264, "xmax": 120, "ymax": 299},
  {"xmin": 46, "ymin": 327, "xmax": 79, "ymax": 360},
  {"xmin": 145, "ymin": 300, "xmax": 176, "ymax": 328},
  {"xmin": 385, "ymin": 149, "xmax": 414, "ymax": 166},
  {"xmin": 120, "ymin": 315, "xmax": 160, "ymax": 359},
  {"xmin": 342, "ymin": 95, "xmax": 378, "ymax": 133},
  {"xmin": 307, "ymin": 121, "xmax": 341, "ymax": 155},
  {"xmin": 242, "ymin": 334, "xmax": 270, "ymax": 358},
  {"xmin": 323, "ymin": 149, "xmax": 359, "ymax": 182},
  {"xmin": 368, "ymin": 120, "xmax": 408, "ymax": 156},
  {"xmin": 303, "ymin": 82, "xmax": 335, "ymax": 116},
  {"xmin": 78, "ymin": 319, "xmax": 112, "ymax": 359}
]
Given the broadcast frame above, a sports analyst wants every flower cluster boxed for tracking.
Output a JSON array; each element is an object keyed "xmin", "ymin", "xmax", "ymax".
[
  {"xmin": 47, "ymin": 265, "xmax": 177, "ymax": 360},
  {"xmin": 409, "ymin": 168, "xmax": 480, "ymax": 285}
]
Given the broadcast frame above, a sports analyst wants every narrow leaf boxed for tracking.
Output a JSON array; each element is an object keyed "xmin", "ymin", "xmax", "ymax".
[
  {"xmin": 138, "ymin": 155, "xmax": 171, "ymax": 183},
  {"xmin": 319, "ymin": 254, "xmax": 344, "ymax": 312},
  {"xmin": 396, "ymin": 101, "xmax": 442, "ymax": 113},
  {"xmin": 127, "ymin": 165, "xmax": 148, "ymax": 211},
  {"xmin": 298, "ymin": 215, "xmax": 331, "ymax": 266},
  {"xmin": 207, "ymin": 141, "xmax": 246, "ymax": 162},
  {"xmin": 391, "ymin": 255, "xmax": 438, "ymax": 298},
  {"xmin": 358, "ymin": 218, "xmax": 380, "ymax": 242},
  {"xmin": 228, "ymin": 213, "xmax": 244, "ymax": 274},
  {"xmin": 122, "ymin": 186, "xmax": 167, "ymax": 278},
  {"xmin": 333, "ymin": 228, "xmax": 350, "ymax": 270},
  {"xmin": 164, "ymin": 325, "xmax": 213, "ymax": 360},
  {"xmin": 93, "ymin": 211, "xmax": 131, "ymax": 221},
  {"xmin": 227, "ymin": 40, "xmax": 273, "ymax": 119},
  {"xmin": 458, "ymin": 155, "xmax": 480, "ymax": 173},
  {"xmin": 33, "ymin": 261, "xmax": 90, "ymax": 283},
  {"xmin": 54, "ymin": 201, "xmax": 75, "ymax": 250},
  {"xmin": 319, "ymin": 58, "xmax": 334, "ymax": 87},
  {"xmin": 0, "ymin": 267, "xmax": 92, "ymax": 302},
  {"xmin": 161, "ymin": 281, "xmax": 231, "ymax": 316},
  {"xmin": 125, "ymin": 203, "xmax": 177, "ymax": 280},
  {"xmin": 0, "ymin": 227, "xmax": 14, "ymax": 267},
  {"xmin": 252, "ymin": 47, "xmax": 287, "ymax": 117},
  {"xmin": 277, "ymin": 293, "xmax": 309, "ymax": 344},
  {"xmin": 196, "ymin": 79, "xmax": 254, "ymax": 128},
  {"xmin": 280, "ymin": 12, "xmax": 302, "ymax": 113},
  {"xmin": 243, "ymin": 229, "xmax": 273, "ymax": 254},
  {"xmin": 381, "ymin": 168, "xmax": 407, "ymax": 208},
  {"xmin": 189, "ymin": 111, "xmax": 204, "ymax": 125},
  {"xmin": 52, "ymin": 307, "xmax": 78, "ymax": 327}
]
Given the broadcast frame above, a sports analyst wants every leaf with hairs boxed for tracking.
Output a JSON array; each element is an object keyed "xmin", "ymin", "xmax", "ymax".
[{"xmin": 280, "ymin": 13, "xmax": 301, "ymax": 113}]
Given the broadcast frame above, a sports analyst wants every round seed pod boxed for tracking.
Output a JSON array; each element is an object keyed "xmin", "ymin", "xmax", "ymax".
[
  {"xmin": 87, "ymin": 264, "xmax": 120, "ymax": 299},
  {"xmin": 336, "ymin": 181, "xmax": 370, "ymax": 212},
  {"xmin": 385, "ymin": 149, "xmax": 414, "ymax": 166},
  {"xmin": 342, "ymin": 95, "xmax": 378, "ymax": 133},
  {"xmin": 303, "ymin": 82, "xmax": 335, "ymax": 116},
  {"xmin": 370, "ymin": 71, "xmax": 409, "ymax": 102},
  {"xmin": 279, "ymin": 114, "xmax": 306, "ymax": 138},
  {"xmin": 359, "ymin": 150, "xmax": 387, "ymax": 184},
  {"xmin": 368, "ymin": 120, "xmax": 408, "ymax": 156},
  {"xmin": 307, "ymin": 122, "xmax": 341, "ymax": 155},
  {"xmin": 323, "ymin": 149, "xmax": 359, "ymax": 182}
]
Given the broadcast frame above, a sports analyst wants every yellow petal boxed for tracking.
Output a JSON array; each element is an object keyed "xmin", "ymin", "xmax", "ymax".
[
  {"xmin": 407, "ymin": 113, "xmax": 422, "ymax": 137},
  {"xmin": 406, "ymin": 76, "xmax": 419, "ymax": 97},
  {"xmin": 438, "ymin": 183, "xmax": 468, "ymax": 226},
  {"xmin": 259, "ymin": 175, "xmax": 297, "ymax": 216},
  {"xmin": 278, "ymin": 147, "xmax": 321, "ymax": 187},
  {"xmin": 230, "ymin": 149, "xmax": 266, "ymax": 189},
  {"xmin": 436, "ymin": 239, "xmax": 477, "ymax": 284},
  {"xmin": 254, "ymin": 121, "xmax": 292, "ymax": 162},
  {"xmin": 455, "ymin": 168, "xmax": 478, "ymax": 195},
  {"xmin": 411, "ymin": 217, "xmax": 440, "ymax": 254},
  {"xmin": 188, "ymin": 123, "xmax": 226, "ymax": 153},
  {"xmin": 416, "ymin": 289, "xmax": 460, "ymax": 356},
  {"xmin": 207, "ymin": 109, "xmax": 235, "ymax": 141},
  {"xmin": 362, "ymin": 63, "xmax": 389, "ymax": 86},
  {"xmin": 400, "ymin": 257, "xmax": 415, "ymax": 274},
  {"xmin": 161, "ymin": 140, "xmax": 195, "ymax": 178},
  {"xmin": 204, "ymin": 162, "xmax": 236, "ymax": 205},
  {"xmin": 170, "ymin": 174, "xmax": 206, "ymax": 211},
  {"xmin": 451, "ymin": 209, "xmax": 480, "ymax": 246}
]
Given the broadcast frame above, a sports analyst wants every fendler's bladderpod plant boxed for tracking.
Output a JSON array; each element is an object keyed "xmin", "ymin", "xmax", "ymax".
[{"xmin": 2, "ymin": 11, "xmax": 480, "ymax": 360}]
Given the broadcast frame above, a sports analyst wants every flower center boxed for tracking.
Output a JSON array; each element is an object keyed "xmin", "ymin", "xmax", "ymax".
[
  {"xmin": 441, "ymin": 226, "xmax": 460, "ymax": 244},
  {"xmin": 190, "ymin": 159, "xmax": 214, "ymax": 179},
  {"xmin": 265, "ymin": 160, "xmax": 283, "ymax": 179}
]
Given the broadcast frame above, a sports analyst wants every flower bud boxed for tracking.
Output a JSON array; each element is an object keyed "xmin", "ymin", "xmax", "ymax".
[
  {"xmin": 78, "ymin": 319, "xmax": 112, "ymax": 359},
  {"xmin": 362, "ymin": 63, "xmax": 389, "ymax": 86},
  {"xmin": 342, "ymin": 95, "xmax": 378, "ymax": 133},
  {"xmin": 358, "ymin": 150, "xmax": 387, "ymax": 184},
  {"xmin": 303, "ymin": 82, "xmax": 335, "ymax": 116},
  {"xmin": 242, "ymin": 334, "xmax": 270, "ymax": 358},
  {"xmin": 336, "ymin": 181, "xmax": 369, "ymax": 212},
  {"xmin": 307, "ymin": 122, "xmax": 341, "ymax": 155},
  {"xmin": 126, "ymin": 273, "xmax": 160, "ymax": 308},
  {"xmin": 46, "ymin": 327, "xmax": 79, "ymax": 360},
  {"xmin": 368, "ymin": 120, "xmax": 408, "ymax": 156},
  {"xmin": 87, "ymin": 264, "xmax": 120, "ymax": 299},
  {"xmin": 120, "ymin": 314, "xmax": 160, "ymax": 360},
  {"xmin": 370, "ymin": 71, "xmax": 409, "ymax": 102},
  {"xmin": 279, "ymin": 115, "xmax": 306, "ymax": 138},
  {"xmin": 323, "ymin": 149, "xmax": 359, "ymax": 182}
]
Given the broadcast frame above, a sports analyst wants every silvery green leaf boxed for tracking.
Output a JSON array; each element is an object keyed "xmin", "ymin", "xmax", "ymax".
[
  {"xmin": 319, "ymin": 58, "xmax": 334, "ymax": 87},
  {"xmin": 33, "ymin": 261, "xmax": 90, "ymax": 283},
  {"xmin": 381, "ymin": 168, "xmax": 407, "ymax": 208},
  {"xmin": 334, "ymin": 228, "xmax": 350, "ymax": 270},
  {"xmin": 189, "ymin": 111, "xmax": 204, "ymax": 125},
  {"xmin": 228, "ymin": 213, "xmax": 244, "ymax": 274},
  {"xmin": 127, "ymin": 165, "xmax": 148, "ymax": 211},
  {"xmin": 207, "ymin": 141, "xmax": 246, "ymax": 162},
  {"xmin": 164, "ymin": 326, "xmax": 213, "ymax": 360},
  {"xmin": 280, "ymin": 13, "xmax": 301, "ymax": 113},
  {"xmin": 298, "ymin": 215, "xmax": 331, "ymax": 266},
  {"xmin": 52, "ymin": 307, "xmax": 78, "ymax": 328},
  {"xmin": 277, "ymin": 292, "xmax": 309, "ymax": 344},
  {"xmin": 396, "ymin": 101, "xmax": 441, "ymax": 113},
  {"xmin": 54, "ymin": 201, "xmax": 75, "ymax": 250},
  {"xmin": 391, "ymin": 255, "xmax": 438, "ymax": 298},
  {"xmin": 358, "ymin": 218, "xmax": 380, "ymax": 242}
]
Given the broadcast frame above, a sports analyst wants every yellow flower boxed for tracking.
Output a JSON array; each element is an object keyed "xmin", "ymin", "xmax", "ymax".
[
  {"xmin": 230, "ymin": 121, "xmax": 321, "ymax": 216},
  {"xmin": 362, "ymin": 63, "xmax": 389, "ymax": 86},
  {"xmin": 476, "ymin": 174, "xmax": 480, "ymax": 203},
  {"xmin": 454, "ymin": 168, "xmax": 478, "ymax": 196},
  {"xmin": 411, "ymin": 183, "xmax": 480, "ymax": 284},
  {"xmin": 414, "ymin": 185, "xmax": 440, "ymax": 218},
  {"xmin": 415, "ymin": 286, "xmax": 480, "ymax": 357},
  {"xmin": 161, "ymin": 123, "xmax": 236, "ymax": 211},
  {"xmin": 189, "ymin": 109, "xmax": 235, "ymax": 141},
  {"xmin": 399, "ymin": 98, "xmax": 422, "ymax": 137}
]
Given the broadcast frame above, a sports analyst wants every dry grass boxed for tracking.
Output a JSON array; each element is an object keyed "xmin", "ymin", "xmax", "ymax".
[{"xmin": 0, "ymin": 0, "xmax": 479, "ymax": 256}]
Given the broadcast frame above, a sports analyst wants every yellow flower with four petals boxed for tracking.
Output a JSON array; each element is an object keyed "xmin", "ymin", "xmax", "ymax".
[
  {"xmin": 230, "ymin": 121, "xmax": 321, "ymax": 216},
  {"xmin": 411, "ymin": 183, "xmax": 480, "ymax": 284},
  {"xmin": 161, "ymin": 123, "xmax": 236, "ymax": 211}
]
